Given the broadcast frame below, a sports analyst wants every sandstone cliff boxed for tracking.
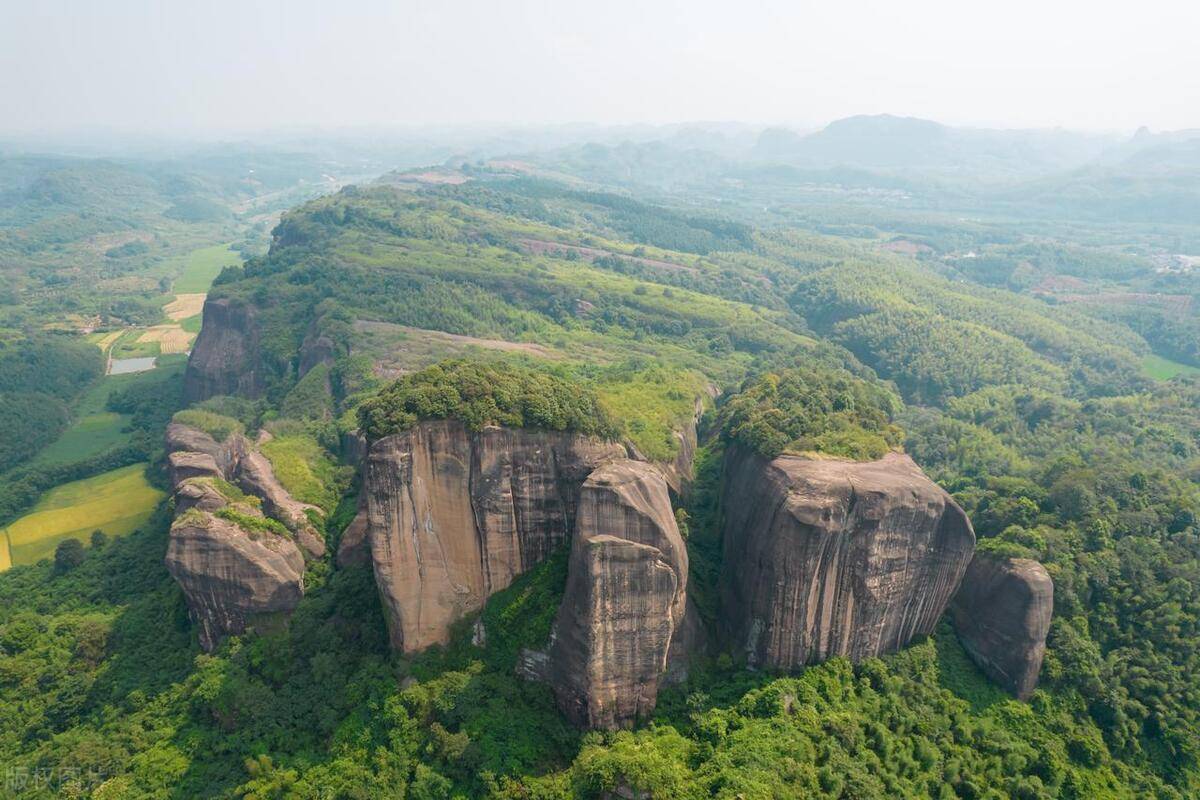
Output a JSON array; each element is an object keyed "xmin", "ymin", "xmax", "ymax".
[
  {"xmin": 364, "ymin": 420, "xmax": 626, "ymax": 652},
  {"xmin": 165, "ymin": 510, "xmax": 305, "ymax": 651},
  {"xmin": 183, "ymin": 297, "xmax": 265, "ymax": 403},
  {"xmin": 163, "ymin": 423, "xmax": 322, "ymax": 651},
  {"xmin": 720, "ymin": 447, "xmax": 975, "ymax": 670},
  {"xmin": 951, "ymin": 552, "xmax": 1053, "ymax": 700},
  {"xmin": 548, "ymin": 460, "xmax": 688, "ymax": 729}
]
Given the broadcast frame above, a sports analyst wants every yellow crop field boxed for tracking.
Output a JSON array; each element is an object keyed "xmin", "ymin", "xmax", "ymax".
[
  {"xmin": 93, "ymin": 329, "xmax": 124, "ymax": 353},
  {"xmin": 137, "ymin": 325, "xmax": 194, "ymax": 354},
  {"xmin": 165, "ymin": 292, "xmax": 206, "ymax": 321},
  {"xmin": 0, "ymin": 464, "xmax": 164, "ymax": 570}
]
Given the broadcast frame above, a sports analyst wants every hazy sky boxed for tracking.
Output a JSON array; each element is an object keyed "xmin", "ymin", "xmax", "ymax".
[{"xmin": 2, "ymin": 0, "xmax": 1198, "ymax": 137}]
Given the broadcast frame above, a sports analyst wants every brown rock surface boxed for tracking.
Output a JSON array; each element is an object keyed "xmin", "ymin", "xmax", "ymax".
[
  {"xmin": 173, "ymin": 479, "xmax": 230, "ymax": 514},
  {"xmin": 720, "ymin": 447, "xmax": 975, "ymax": 670},
  {"xmin": 165, "ymin": 511, "xmax": 305, "ymax": 651},
  {"xmin": 168, "ymin": 451, "xmax": 223, "ymax": 485},
  {"xmin": 951, "ymin": 552, "xmax": 1053, "ymax": 700},
  {"xmin": 336, "ymin": 507, "xmax": 370, "ymax": 568},
  {"xmin": 235, "ymin": 449, "xmax": 326, "ymax": 558},
  {"xmin": 364, "ymin": 420, "xmax": 625, "ymax": 652},
  {"xmin": 184, "ymin": 297, "xmax": 265, "ymax": 403},
  {"xmin": 548, "ymin": 460, "xmax": 688, "ymax": 729}
]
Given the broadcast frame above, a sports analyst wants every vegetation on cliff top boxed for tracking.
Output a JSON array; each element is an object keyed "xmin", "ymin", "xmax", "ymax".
[
  {"xmin": 718, "ymin": 366, "xmax": 903, "ymax": 460},
  {"xmin": 357, "ymin": 359, "xmax": 618, "ymax": 441}
]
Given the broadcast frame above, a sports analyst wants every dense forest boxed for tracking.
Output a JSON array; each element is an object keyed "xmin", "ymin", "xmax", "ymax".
[{"xmin": 1, "ymin": 128, "xmax": 1199, "ymax": 800}]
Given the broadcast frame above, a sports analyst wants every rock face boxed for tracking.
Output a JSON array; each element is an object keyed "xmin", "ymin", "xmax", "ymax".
[
  {"xmin": 184, "ymin": 297, "xmax": 265, "ymax": 403},
  {"xmin": 336, "ymin": 505, "xmax": 370, "ymax": 568},
  {"xmin": 236, "ymin": 449, "xmax": 326, "ymax": 558},
  {"xmin": 163, "ymin": 423, "xmax": 326, "ymax": 651},
  {"xmin": 364, "ymin": 420, "xmax": 626, "ymax": 652},
  {"xmin": 548, "ymin": 460, "xmax": 688, "ymax": 729},
  {"xmin": 720, "ymin": 448, "xmax": 975, "ymax": 670},
  {"xmin": 951, "ymin": 552, "xmax": 1053, "ymax": 700},
  {"xmin": 168, "ymin": 451, "xmax": 223, "ymax": 486},
  {"xmin": 165, "ymin": 511, "xmax": 305, "ymax": 651}
]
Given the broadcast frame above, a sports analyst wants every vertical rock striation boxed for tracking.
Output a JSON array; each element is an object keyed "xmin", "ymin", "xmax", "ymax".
[
  {"xmin": 184, "ymin": 297, "xmax": 265, "ymax": 403},
  {"xmin": 165, "ymin": 511, "xmax": 305, "ymax": 651},
  {"xmin": 548, "ymin": 460, "xmax": 688, "ymax": 729},
  {"xmin": 951, "ymin": 552, "xmax": 1053, "ymax": 700},
  {"xmin": 720, "ymin": 447, "xmax": 975, "ymax": 670},
  {"xmin": 364, "ymin": 420, "xmax": 626, "ymax": 652}
]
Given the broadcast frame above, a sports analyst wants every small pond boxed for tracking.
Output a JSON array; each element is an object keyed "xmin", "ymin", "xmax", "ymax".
[{"xmin": 109, "ymin": 357, "xmax": 157, "ymax": 375}]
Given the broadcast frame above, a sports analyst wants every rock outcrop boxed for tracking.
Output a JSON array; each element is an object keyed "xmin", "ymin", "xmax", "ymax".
[
  {"xmin": 236, "ymin": 449, "xmax": 326, "ymax": 558},
  {"xmin": 163, "ymin": 422, "xmax": 330, "ymax": 651},
  {"xmin": 548, "ymin": 460, "xmax": 688, "ymax": 729},
  {"xmin": 173, "ymin": 478, "xmax": 231, "ymax": 514},
  {"xmin": 184, "ymin": 297, "xmax": 265, "ymax": 403},
  {"xmin": 720, "ymin": 448, "xmax": 975, "ymax": 670},
  {"xmin": 168, "ymin": 450, "xmax": 223, "ymax": 486},
  {"xmin": 364, "ymin": 420, "xmax": 626, "ymax": 652},
  {"xmin": 951, "ymin": 552, "xmax": 1053, "ymax": 700},
  {"xmin": 165, "ymin": 510, "xmax": 305, "ymax": 651}
]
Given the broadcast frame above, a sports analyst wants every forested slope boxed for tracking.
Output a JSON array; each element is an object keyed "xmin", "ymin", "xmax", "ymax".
[{"xmin": 1, "ymin": 175, "xmax": 1198, "ymax": 799}]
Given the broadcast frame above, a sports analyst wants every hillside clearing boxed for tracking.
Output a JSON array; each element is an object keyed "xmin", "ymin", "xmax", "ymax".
[{"xmin": 1142, "ymin": 353, "xmax": 1200, "ymax": 380}]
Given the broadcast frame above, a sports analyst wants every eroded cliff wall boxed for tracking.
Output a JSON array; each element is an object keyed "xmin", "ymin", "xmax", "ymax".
[
  {"xmin": 183, "ymin": 297, "xmax": 266, "ymax": 403},
  {"xmin": 951, "ymin": 552, "xmax": 1053, "ymax": 700},
  {"xmin": 548, "ymin": 460, "xmax": 688, "ymax": 729},
  {"xmin": 720, "ymin": 447, "xmax": 975, "ymax": 670},
  {"xmin": 364, "ymin": 420, "xmax": 626, "ymax": 652}
]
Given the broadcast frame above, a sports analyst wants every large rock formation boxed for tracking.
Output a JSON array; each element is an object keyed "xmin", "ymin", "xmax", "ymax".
[
  {"xmin": 364, "ymin": 420, "xmax": 626, "ymax": 652},
  {"xmin": 184, "ymin": 297, "xmax": 265, "ymax": 403},
  {"xmin": 951, "ymin": 552, "xmax": 1053, "ymax": 700},
  {"xmin": 720, "ymin": 448, "xmax": 975, "ymax": 670},
  {"xmin": 165, "ymin": 510, "xmax": 305, "ymax": 651},
  {"xmin": 548, "ymin": 460, "xmax": 688, "ymax": 729},
  {"xmin": 163, "ymin": 422, "xmax": 326, "ymax": 651}
]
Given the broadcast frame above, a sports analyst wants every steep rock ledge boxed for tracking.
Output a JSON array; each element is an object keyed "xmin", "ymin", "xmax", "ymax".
[
  {"xmin": 548, "ymin": 460, "xmax": 688, "ymax": 729},
  {"xmin": 183, "ymin": 297, "xmax": 265, "ymax": 404},
  {"xmin": 951, "ymin": 552, "xmax": 1053, "ymax": 700},
  {"xmin": 165, "ymin": 511, "xmax": 305, "ymax": 651},
  {"xmin": 720, "ymin": 447, "xmax": 975, "ymax": 670},
  {"xmin": 364, "ymin": 420, "xmax": 626, "ymax": 652}
]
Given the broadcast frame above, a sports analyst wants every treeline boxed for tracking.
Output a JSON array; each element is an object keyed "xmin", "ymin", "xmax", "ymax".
[
  {"xmin": 0, "ymin": 336, "xmax": 103, "ymax": 471},
  {"xmin": 718, "ymin": 366, "xmax": 902, "ymax": 459},
  {"xmin": 358, "ymin": 360, "xmax": 617, "ymax": 441}
]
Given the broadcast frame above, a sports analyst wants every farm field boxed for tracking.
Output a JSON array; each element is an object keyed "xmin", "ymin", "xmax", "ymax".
[
  {"xmin": 0, "ymin": 463, "xmax": 163, "ymax": 570},
  {"xmin": 32, "ymin": 412, "xmax": 127, "ymax": 465},
  {"xmin": 167, "ymin": 242, "xmax": 240, "ymax": 293},
  {"xmin": 31, "ymin": 356, "xmax": 188, "ymax": 465},
  {"xmin": 1141, "ymin": 353, "xmax": 1200, "ymax": 380}
]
